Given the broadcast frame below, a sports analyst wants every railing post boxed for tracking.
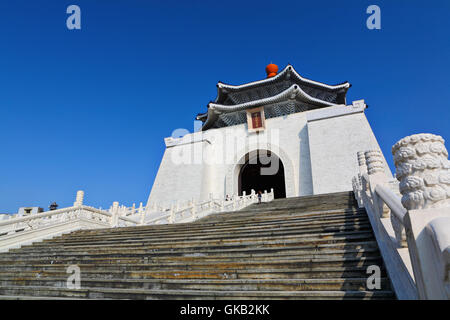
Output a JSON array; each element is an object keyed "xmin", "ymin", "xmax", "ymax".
[
  {"xmin": 139, "ymin": 202, "xmax": 145, "ymax": 225},
  {"xmin": 352, "ymin": 152, "xmax": 368, "ymax": 208},
  {"xmin": 393, "ymin": 133, "xmax": 450, "ymax": 299},
  {"xmin": 365, "ymin": 150, "xmax": 391, "ymax": 219},
  {"xmin": 357, "ymin": 151, "xmax": 368, "ymax": 175},
  {"xmin": 73, "ymin": 190, "xmax": 84, "ymax": 207},
  {"xmin": 191, "ymin": 199, "xmax": 197, "ymax": 220},
  {"xmin": 111, "ymin": 202, "xmax": 119, "ymax": 227},
  {"xmin": 168, "ymin": 203, "xmax": 175, "ymax": 224},
  {"xmin": 352, "ymin": 175, "xmax": 363, "ymax": 208}
]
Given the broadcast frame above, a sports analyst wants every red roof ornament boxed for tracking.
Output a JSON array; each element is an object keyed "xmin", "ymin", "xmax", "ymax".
[{"xmin": 265, "ymin": 63, "xmax": 278, "ymax": 78}]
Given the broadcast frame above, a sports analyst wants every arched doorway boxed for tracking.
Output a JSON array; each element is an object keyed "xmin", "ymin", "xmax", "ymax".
[{"xmin": 238, "ymin": 150, "xmax": 286, "ymax": 199}]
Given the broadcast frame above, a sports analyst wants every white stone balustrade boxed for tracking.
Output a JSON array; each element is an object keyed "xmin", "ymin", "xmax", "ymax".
[
  {"xmin": 0, "ymin": 191, "xmax": 140, "ymax": 252},
  {"xmin": 353, "ymin": 133, "xmax": 450, "ymax": 300},
  {"xmin": 392, "ymin": 133, "xmax": 450, "ymax": 299},
  {"xmin": 143, "ymin": 189, "xmax": 274, "ymax": 226},
  {"xmin": 353, "ymin": 148, "xmax": 417, "ymax": 299},
  {"xmin": 0, "ymin": 186, "xmax": 275, "ymax": 252}
]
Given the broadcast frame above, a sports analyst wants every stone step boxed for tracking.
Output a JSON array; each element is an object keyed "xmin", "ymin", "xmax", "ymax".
[
  {"xmin": 172, "ymin": 209, "xmax": 365, "ymax": 226},
  {"xmin": 7, "ymin": 241, "xmax": 379, "ymax": 257},
  {"xmin": 56, "ymin": 213, "xmax": 369, "ymax": 239},
  {"xmin": 0, "ymin": 266, "xmax": 388, "ymax": 280},
  {"xmin": 0, "ymin": 278, "xmax": 391, "ymax": 291},
  {"xmin": 47, "ymin": 209, "xmax": 368, "ymax": 240},
  {"xmin": 9, "ymin": 236, "xmax": 378, "ymax": 251},
  {"xmin": 1, "ymin": 246, "xmax": 380, "ymax": 262},
  {"xmin": 0, "ymin": 256, "xmax": 385, "ymax": 272},
  {"xmin": 0, "ymin": 295, "xmax": 87, "ymax": 300},
  {"xmin": 238, "ymin": 197, "xmax": 358, "ymax": 213},
  {"xmin": 0, "ymin": 250, "xmax": 381, "ymax": 266},
  {"xmin": 30, "ymin": 223, "xmax": 372, "ymax": 247},
  {"xmin": 38, "ymin": 223, "xmax": 370, "ymax": 247},
  {"xmin": 0, "ymin": 286, "xmax": 394, "ymax": 300},
  {"xmin": 12, "ymin": 233, "xmax": 378, "ymax": 255},
  {"xmin": 0, "ymin": 191, "xmax": 394, "ymax": 300},
  {"xmin": 10, "ymin": 239, "xmax": 379, "ymax": 256},
  {"xmin": 246, "ymin": 191, "xmax": 355, "ymax": 203},
  {"xmin": 201, "ymin": 202, "xmax": 360, "ymax": 214},
  {"xmin": 23, "ymin": 231, "xmax": 376, "ymax": 251},
  {"xmin": 75, "ymin": 207, "xmax": 364, "ymax": 229}
]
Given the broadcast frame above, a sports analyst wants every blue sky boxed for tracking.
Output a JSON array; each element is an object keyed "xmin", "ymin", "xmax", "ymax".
[{"xmin": 0, "ymin": 0, "xmax": 449, "ymax": 212}]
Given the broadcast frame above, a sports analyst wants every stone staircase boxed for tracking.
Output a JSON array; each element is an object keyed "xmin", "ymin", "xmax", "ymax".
[{"xmin": 0, "ymin": 191, "xmax": 396, "ymax": 299}]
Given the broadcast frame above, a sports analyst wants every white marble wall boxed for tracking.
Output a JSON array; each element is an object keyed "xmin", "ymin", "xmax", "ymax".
[
  {"xmin": 307, "ymin": 107, "xmax": 392, "ymax": 194},
  {"xmin": 147, "ymin": 103, "xmax": 390, "ymax": 207}
]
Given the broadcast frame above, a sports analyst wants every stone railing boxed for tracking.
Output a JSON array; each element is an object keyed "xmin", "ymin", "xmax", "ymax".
[
  {"xmin": 0, "ymin": 191, "xmax": 140, "ymax": 252},
  {"xmin": 144, "ymin": 189, "xmax": 274, "ymax": 225},
  {"xmin": 353, "ymin": 133, "xmax": 450, "ymax": 300},
  {"xmin": 0, "ymin": 189, "xmax": 274, "ymax": 252}
]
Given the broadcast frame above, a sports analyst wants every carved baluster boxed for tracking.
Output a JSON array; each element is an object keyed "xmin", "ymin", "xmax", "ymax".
[
  {"xmin": 139, "ymin": 202, "xmax": 145, "ymax": 225},
  {"xmin": 392, "ymin": 133, "xmax": 450, "ymax": 210},
  {"xmin": 168, "ymin": 203, "xmax": 175, "ymax": 224},
  {"xmin": 209, "ymin": 193, "xmax": 213, "ymax": 210},
  {"xmin": 357, "ymin": 151, "xmax": 368, "ymax": 175},
  {"xmin": 391, "ymin": 213, "xmax": 407, "ymax": 247},
  {"xmin": 365, "ymin": 150, "xmax": 385, "ymax": 175},
  {"xmin": 365, "ymin": 150, "xmax": 391, "ymax": 218},
  {"xmin": 111, "ymin": 202, "xmax": 119, "ymax": 227},
  {"xmin": 191, "ymin": 199, "xmax": 197, "ymax": 220},
  {"xmin": 73, "ymin": 190, "xmax": 84, "ymax": 207}
]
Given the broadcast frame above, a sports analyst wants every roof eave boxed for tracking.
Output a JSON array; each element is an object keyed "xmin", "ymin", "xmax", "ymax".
[
  {"xmin": 217, "ymin": 65, "xmax": 350, "ymax": 91},
  {"xmin": 201, "ymin": 84, "xmax": 339, "ymax": 130}
]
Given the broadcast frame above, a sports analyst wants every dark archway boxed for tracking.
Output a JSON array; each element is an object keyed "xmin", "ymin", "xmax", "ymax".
[{"xmin": 238, "ymin": 150, "xmax": 286, "ymax": 199}]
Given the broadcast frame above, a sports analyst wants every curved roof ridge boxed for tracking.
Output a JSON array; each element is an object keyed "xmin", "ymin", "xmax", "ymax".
[
  {"xmin": 202, "ymin": 84, "xmax": 339, "ymax": 130},
  {"xmin": 210, "ymin": 84, "xmax": 336, "ymax": 112},
  {"xmin": 217, "ymin": 65, "xmax": 350, "ymax": 92}
]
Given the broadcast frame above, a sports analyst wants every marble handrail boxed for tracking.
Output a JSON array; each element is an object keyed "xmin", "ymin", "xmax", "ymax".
[
  {"xmin": 144, "ymin": 191, "xmax": 274, "ymax": 225},
  {"xmin": 375, "ymin": 184, "xmax": 407, "ymax": 224}
]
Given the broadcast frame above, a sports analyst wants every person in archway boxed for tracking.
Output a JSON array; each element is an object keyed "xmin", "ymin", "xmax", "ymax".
[{"xmin": 257, "ymin": 190, "xmax": 262, "ymax": 204}]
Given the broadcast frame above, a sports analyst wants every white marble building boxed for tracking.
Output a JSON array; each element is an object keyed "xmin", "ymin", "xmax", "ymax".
[{"xmin": 147, "ymin": 64, "xmax": 392, "ymax": 207}]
